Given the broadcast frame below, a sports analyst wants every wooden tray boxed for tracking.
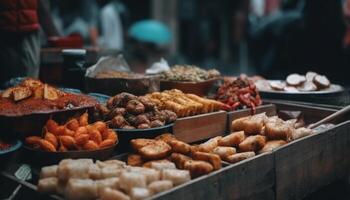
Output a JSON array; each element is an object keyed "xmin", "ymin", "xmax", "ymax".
[{"xmin": 269, "ymin": 101, "xmax": 350, "ymax": 200}]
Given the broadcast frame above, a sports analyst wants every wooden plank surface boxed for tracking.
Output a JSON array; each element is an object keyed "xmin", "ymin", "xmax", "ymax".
[
  {"xmin": 274, "ymin": 122, "xmax": 350, "ymax": 200},
  {"xmin": 173, "ymin": 111, "xmax": 227, "ymax": 143},
  {"xmin": 219, "ymin": 153, "xmax": 275, "ymax": 200}
]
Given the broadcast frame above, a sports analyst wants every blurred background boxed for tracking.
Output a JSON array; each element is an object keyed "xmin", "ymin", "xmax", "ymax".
[{"xmin": 25, "ymin": 0, "xmax": 350, "ymax": 86}]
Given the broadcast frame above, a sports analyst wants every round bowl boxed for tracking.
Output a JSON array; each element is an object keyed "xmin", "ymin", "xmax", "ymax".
[
  {"xmin": 0, "ymin": 140, "xmax": 22, "ymax": 168},
  {"xmin": 22, "ymin": 143, "xmax": 117, "ymax": 166}
]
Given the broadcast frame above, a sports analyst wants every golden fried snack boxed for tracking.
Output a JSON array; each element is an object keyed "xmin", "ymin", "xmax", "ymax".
[
  {"xmin": 291, "ymin": 127, "xmax": 313, "ymax": 140},
  {"xmin": 192, "ymin": 151, "xmax": 222, "ymax": 170},
  {"xmin": 258, "ymin": 140, "xmax": 287, "ymax": 154},
  {"xmin": 198, "ymin": 136, "xmax": 222, "ymax": 152},
  {"xmin": 265, "ymin": 122, "xmax": 293, "ymax": 141},
  {"xmin": 66, "ymin": 118, "xmax": 80, "ymax": 131},
  {"xmin": 12, "ymin": 86, "xmax": 32, "ymax": 101},
  {"xmin": 183, "ymin": 160, "xmax": 214, "ymax": 178},
  {"xmin": 185, "ymin": 93, "xmax": 212, "ymax": 113},
  {"xmin": 59, "ymin": 136, "xmax": 76, "ymax": 150},
  {"xmin": 231, "ymin": 114, "xmax": 265, "ymax": 135},
  {"xmin": 127, "ymin": 154, "xmax": 144, "ymax": 167},
  {"xmin": 25, "ymin": 136, "xmax": 42, "ymax": 147},
  {"xmin": 238, "ymin": 135, "xmax": 266, "ymax": 152},
  {"xmin": 40, "ymin": 139, "xmax": 57, "ymax": 152},
  {"xmin": 218, "ymin": 131, "xmax": 245, "ymax": 147},
  {"xmin": 170, "ymin": 153, "xmax": 192, "ymax": 169},
  {"xmin": 99, "ymin": 139, "xmax": 116, "ymax": 148},
  {"xmin": 138, "ymin": 140, "xmax": 172, "ymax": 160},
  {"xmin": 225, "ymin": 152, "xmax": 255, "ymax": 164},
  {"xmin": 44, "ymin": 132, "xmax": 58, "ymax": 149},
  {"xmin": 168, "ymin": 140, "xmax": 191, "ymax": 155},
  {"xmin": 130, "ymin": 139, "xmax": 155, "ymax": 151},
  {"xmin": 155, "ymin": 133, "xmax": 176, "ymax": 144},
  {"xmin": 212, "ymin": 146, "xmax": 236, "ymax": 160}
]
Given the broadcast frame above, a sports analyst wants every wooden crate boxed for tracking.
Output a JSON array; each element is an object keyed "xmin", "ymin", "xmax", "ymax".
[
  {"xmin": 173, "ymin": 111, "xmax": 227, "ymax": 143},
  {"xmin": 272, "ymin": 102, "xmax": 350, "ymax": 200},
  {"xmin": 219, "ymin": 153, "xmax": 275, "ymax": 200}
]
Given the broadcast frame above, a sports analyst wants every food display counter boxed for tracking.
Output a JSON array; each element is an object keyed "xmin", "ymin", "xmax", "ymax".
[{"xmin": 1, "ymin": 66, "xmax": 349, "ymax": 200}]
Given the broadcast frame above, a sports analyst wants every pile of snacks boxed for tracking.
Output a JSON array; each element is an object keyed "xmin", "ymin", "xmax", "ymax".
[
  {"xmin": 0, "ymin": 79, "xmax": 97, "ymax": 116},
  {"xmin": 256, "ymin": 72, "xmax": 332, "ymax": 92},
  {"xmin": 146, "ymin": 89, "xmax": 225, "ymax": 117},
  {"xmin": 94, "ymin": 93, "xmax": 177, "ymax": 129},
  {"xmin": 128, "ymin": 134, "xmax": 222, "ymax": 178},
  {"xmin": 37, "ymin": 158, "xmax": 191, "ymax": 200},
  {"xmin": 94, "ymin": 71, "xmax": 143, "ymax": 79},
  {"xmin": 161, "ymin": 65, "xmax": 220, "ymax": 82},
  {"xmin": 25, "ymin": 113, "xmax": 118, "ymax": 152},
  {"xmin": 214, "ymin": 113, "xmax": 314, "ymax": 163},
  {"xmin": 216, "ymin": 75, "xmax": 262, "ymax": 113}
]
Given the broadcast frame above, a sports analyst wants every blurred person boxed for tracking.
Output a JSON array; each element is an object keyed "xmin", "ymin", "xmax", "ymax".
[
  {"xmin": 51, "ymin": 0, "xmax": 99, "ymax": 46},
  {"xmin": 97, "ymin": 0, "xmax": 126, "ymax": 49},
  {"xmin": 126, "ymin": 20, "xmax": 171, "ymax": 73},
  {"xmin": 0, "ymin": 0, "xmax": 59, "ymax": 85}
]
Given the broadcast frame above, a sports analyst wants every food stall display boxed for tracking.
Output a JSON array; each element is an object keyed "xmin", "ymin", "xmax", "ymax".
[
  {"xmin": 25, "ymin": 113, "xmax": 118, "ymax": 152},
  {"xmin": 0, "ymin": 62, "xmax": 348, "ymax": 200},
  {"xmin": 146, "ymin": 89, "xmax": 225, "ymax": 117},
  {"xmin": 95, "ymin": 92, "xmax": 177, "ymax": 130},
  {"xmin": 216, "ymin": 75, "xmax": 262, "ymax": 113},
  {"xmin": 37, "ymin": 158, "xmax": 191, "ymax": 200}
]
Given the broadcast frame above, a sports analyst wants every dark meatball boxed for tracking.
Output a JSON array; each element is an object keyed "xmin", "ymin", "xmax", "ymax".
[
  {"xmin": 160, "ymin": 110, "xmax": 177, "ymax": 123},
  {"xmin": 138, "ymin": 96, "xmax": 155, "ymax": 111},
  {"xmin": 110, "ymin": 115, "xmax": 127, "ymax": 128},
  {"xmin": 108, "ymin": 107, "xmax": 126, "ymax": 119},
  {"xmin": 150, "ymin": 120, "xmax": 165, "ymax": 128},
  {"xmin": 135, "ymin": 114, "xmax": 151, "ymax": 126},
  {"xmin": 93, "ymin": 104, "xmax": 110, "ymax": 121},
  {"xmin": 107, "ymin": 93, "xmax": 137, "ymax": 109},
  {"xmin": 125, "ymin": 114, "xmax": 137, "ymax": 126},
  {"xmin": 126, "ymin": 100, "xmax": 145, "ymax": 115},
  {"xmin": 137, "ymin": 123, "xmax": 151, "ymax": 129}
]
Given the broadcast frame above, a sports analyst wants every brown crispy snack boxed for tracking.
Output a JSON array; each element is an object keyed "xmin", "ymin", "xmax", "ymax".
[
  {"xmin": 138, "ymin": 140, "xmax": 172, "ymax": 160},
  {"xmin": 192, "ymin": 151, "xmax": 222, "ymax": 170}
]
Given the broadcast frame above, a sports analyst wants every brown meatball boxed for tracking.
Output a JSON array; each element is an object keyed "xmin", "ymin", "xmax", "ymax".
[
  {"xmin": 150, "ymin": 120, "xmax": 165, "ymax": 128},
  {"xmin": 126, "ymin": 100, "xmax": 145, "ymax": 115},
  {"xmin": 108, "ymin": 107, "xmax": 126, "ymax": 119},
  {"xmin": 125, "ymin": 114, "xmax": 137, "ymax": 126},
  {"xmin": 160, "ymin": 110, "xmax": 177, "ymax": 123},
  {"xmin": 138, "ymin": 123, "xmax": 151, "ymax": 129},
  {"xmin": 110, "ymin": 115, "xmax": 127, "ymax": 128},
  {"xmin": 107, "ymin": 92, "xmax": 137, "ymax": 109},
  {"xmin": 135, "ymin": 114, "xmax": 151, "ymax": 126},
  {"xmin": 138, "ymin": 96, "xmax": 155, "ymax": 111}
]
